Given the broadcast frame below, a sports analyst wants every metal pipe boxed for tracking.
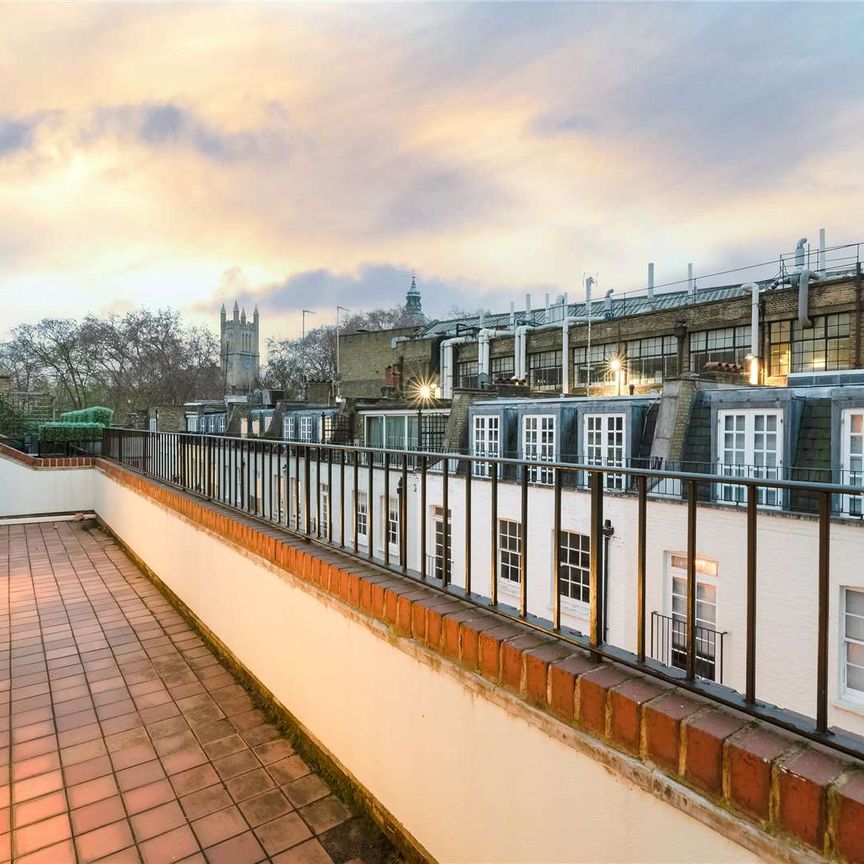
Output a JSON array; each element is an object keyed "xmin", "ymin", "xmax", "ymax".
[
  {"xmin": 818, "ymin": 228, "xmax": 827, "ymax": 274},
  {"xmin": 688, "ymin": 263, "xmax": 694, "ymax": 296},
  {"xmin": 647, "ymin": 263, "xmax": 655, "ymax": 302}
]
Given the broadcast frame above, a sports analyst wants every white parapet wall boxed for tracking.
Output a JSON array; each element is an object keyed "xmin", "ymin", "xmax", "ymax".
[
  {"xmin": 0, "ymin": 451, "xmax": 95, "ymax": 518},
  {"xmin": 93, "ymin": 467, "xmax": 762, "ymax": 864}
]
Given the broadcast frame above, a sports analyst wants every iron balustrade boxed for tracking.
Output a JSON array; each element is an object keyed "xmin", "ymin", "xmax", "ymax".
[
  {"xmin": 650, "ymin": 611, "xmax": 727, "ymax": 684},
  {"xmin": 102, "ymin": 428, "xmax": 864, "ymax": 759}
]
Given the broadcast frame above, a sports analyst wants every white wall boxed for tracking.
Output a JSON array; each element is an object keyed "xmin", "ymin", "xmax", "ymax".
[
  {"xmin": 168, "ymin": 445, "xmax": 864, "ymax": 737},
  {"xmin": 0, "ymin": 455, "xmax": 94, "ymax": 517},
  {"xmin": 94, "ymin": 469, "xmax": 760, "ymax": 864}
]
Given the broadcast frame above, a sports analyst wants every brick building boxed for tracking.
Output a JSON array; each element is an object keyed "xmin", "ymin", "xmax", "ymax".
[{"xmin": 337, "ymin": 245, "xmax": 863, "ymax": 401}]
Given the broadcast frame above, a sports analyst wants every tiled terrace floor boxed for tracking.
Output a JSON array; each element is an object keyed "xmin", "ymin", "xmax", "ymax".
[{"xmin": 0, "ymin": 521, "xmax": 399, "ymax": 864}]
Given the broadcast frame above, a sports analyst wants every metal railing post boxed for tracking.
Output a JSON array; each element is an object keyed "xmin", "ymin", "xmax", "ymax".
[{"xmin": 589, "ymin": 471, "xmax": 604, "ymax": 650}]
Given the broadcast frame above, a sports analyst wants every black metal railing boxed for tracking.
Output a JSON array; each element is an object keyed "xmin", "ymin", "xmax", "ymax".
[
  {"xmin": 101, "ymin": 428, "xmax": 864, "ymax": 759},
  {"xmin": 650, "ymin": 611, "xmax": 727, "ymax": 684}
]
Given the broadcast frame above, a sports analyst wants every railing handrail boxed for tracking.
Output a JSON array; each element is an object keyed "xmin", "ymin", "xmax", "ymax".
[
  {"xmin": 100, "ymin": 427, "xmax": 864, "ymax": 759},
  {"xmin": 108, "ymin": 429, "xmax": 864, "ymax": 496}
]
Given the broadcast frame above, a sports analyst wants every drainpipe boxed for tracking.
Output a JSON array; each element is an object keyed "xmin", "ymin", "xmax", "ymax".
[
  {"xmin": 561, "ymin": 315, "xmax": 570, "ymax": 396},
  {"xmin": 604, "ymin": 288, "xmax": 614, "ymax": 319},
  {"xmin": 798, "ymin": 269, "xmax": 822, "ymax": 329},
  {"xmin": 439, "ymin": 336, "xmax": 473, "ymax": 399},
  {"xmin": 478, "ymin": 330, "xmax": 490, "ymax": 381},
  {"xmin": 856, "ymin": 263, "xmax": 862, "ymax": 368},
  {"xmin": 795, "ymin": 237, "xmax": 808, "ymax": 270},
  {"xmin": 586, "ymin": 276, "xmax": 595, "ymax": 390},
  {"xmin": 741, "ymin": 282, "xmax": 760, "ymax": 385},
  {"xmin": 818, "ymin": 228, "xmax": 827, "ymax": 275}
]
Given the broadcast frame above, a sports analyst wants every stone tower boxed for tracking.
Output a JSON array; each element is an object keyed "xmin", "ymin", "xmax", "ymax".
[
  {"xmin": 405, "ymin": 274, "xmax": 424, "ymax": 325},
  {"xmin": 220, "ymin": 301, "xmax": 260, "ymax": 394}
]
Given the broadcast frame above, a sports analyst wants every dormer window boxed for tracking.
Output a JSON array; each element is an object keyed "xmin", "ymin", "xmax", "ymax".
[
  {"xmin": 716, "ymin": 410, "xmax": 783, "ymax": 507},
  {"xmin": 523, "ymin": 415, "xmax": 556, "ymax": 485}
]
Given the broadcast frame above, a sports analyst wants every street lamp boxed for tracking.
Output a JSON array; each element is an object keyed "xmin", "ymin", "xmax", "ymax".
[{"xmin": 301, "ymin": 310, "xmax": 315, "ymax": 400}]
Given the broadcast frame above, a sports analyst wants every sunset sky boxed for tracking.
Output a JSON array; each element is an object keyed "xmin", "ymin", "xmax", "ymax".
[{"xmin": 2, "ymin": 2, "xmax": 862, "ymax": 345}]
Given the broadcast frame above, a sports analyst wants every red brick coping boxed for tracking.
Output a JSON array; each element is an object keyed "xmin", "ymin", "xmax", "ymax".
[
  {"xmin": 95, "ymin": 458, "xmax": 864, "ymax": 863},
  {"xmin": 0, "ymin": 440, "xmax": 94, "ymax": 469}
]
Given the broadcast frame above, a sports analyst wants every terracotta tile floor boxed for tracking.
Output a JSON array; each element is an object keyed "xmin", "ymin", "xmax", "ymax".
[{"xmin": 0, "ymin": 521, "xmax": 400, "ymax": 864}]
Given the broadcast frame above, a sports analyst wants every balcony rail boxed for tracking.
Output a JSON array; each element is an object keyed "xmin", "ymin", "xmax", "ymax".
[
  {"xmin": 650, "ymin": 611, "xmax": 727, "ymax": 684},
  {"xmin": 102, "ymin": 428, "xmax": 864, "ymax": 759}
]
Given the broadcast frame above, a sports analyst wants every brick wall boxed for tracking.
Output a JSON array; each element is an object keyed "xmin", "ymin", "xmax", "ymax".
[
  {"xmin": 451, "ymin": 278, "xmax": 863, "ymax": 389},
  {"xmin": 96, "ymin": 457, "xmax": 864, "ymax": 864},
  {"xmin": 339, "ymin": 328, "xmax": 437, "ymax": 399}
]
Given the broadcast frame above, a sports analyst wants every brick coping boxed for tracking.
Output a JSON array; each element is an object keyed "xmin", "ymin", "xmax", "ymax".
[
  {"xmin": 94, "ymin": 458, "xmax": 864, "ymax": 864},
  {"xmin": 0, "ymin": 440, "xmax": 94, "ymax": 469}
]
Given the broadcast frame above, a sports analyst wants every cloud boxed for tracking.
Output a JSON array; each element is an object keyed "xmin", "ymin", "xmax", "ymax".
[
  {"xmin": 86, "ymin": 102, "xmax": 291, "ymax": 163},
  {"xmin": 0, "ymin": 112, "xmax": 55, "ymax": 158},
  {"xmin": 204, "ymin": 263, "xmax": 488, "ymax": 322}
]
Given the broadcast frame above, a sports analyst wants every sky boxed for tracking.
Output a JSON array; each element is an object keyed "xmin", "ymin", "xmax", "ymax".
[{"xmin": 1, "ymin": 2, "xmax": 863, "ymax": 347}]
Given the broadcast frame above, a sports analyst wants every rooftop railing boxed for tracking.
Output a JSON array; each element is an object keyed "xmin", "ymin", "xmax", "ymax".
[{"xmin": 102, "ymin": 428, "xmax": 864, "ymax": 760}]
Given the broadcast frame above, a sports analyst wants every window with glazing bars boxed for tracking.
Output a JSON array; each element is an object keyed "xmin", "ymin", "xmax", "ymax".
[
  {"xmin": 491, "ymin": 355, "xmax": 515, "ymax": 382},
  {"xmin": 528, "ymin": 350, "xmax": 562, "ymax": 391},
  {"xmin": 716, "ymin": 410, "xmax": 783, "ymax": 507},
  {"xmin": 386, "ymin": 497, "xmax": 399, "ymax": 550},
  {"xmin": 670, "ymin": 554, "xmax": 718, "ymax": 681},
  {"xmin": 457, "ymin": 360, "xmax": 479, "ymax": 389},
  {"xmin": 690, "ymin": 326, "xmax": 751, "ymax": 373},
  {"xmin": 584, "ymin": 414, "xmax": 625, "ymax": 490},
  {"xmin": 559, "ymin": 531, "xmax": 590, "ymax": 605},
  {"xmin": 433, "ymin": 507, "xmax": 452, "ymax": 582},
  {"xmin": 842, "ymin": 410, "xmax": 864, "ymax": 517},
  {"xmin": 318, "ymin": 485, "xmax": 329, "ymax": 537},
  {"xmin": 572, "ymin": 343, "xmax": 617, "ymax": 387},
  {"xmin": 792, "ymin": 313, "xmax": 851, "ymax": 373},
  {"xmin": 625, "ymin": 336, "xmax": 678, "ymax": 385},
  {"xmin": 299, "ymin": 416, "xmax": 314, "ymax": 442},
  {"xmin": 498, "ymin": 519, "xmax": 522, "ymax": 585},
  {"xmin": 355, "ymin": 492, "xmax": 368, "ymax": 540},
  {"xmin": 768, "ymin": 321, "xmax": 791, "ymax": 377},
  {"xmin": 283, "ymin": 416, "xmax": 296, "ymax": 440},
  {"xmin": 472, "ymin": 415, "xmax": 500, "ymax": 477},
  {"xmin": 843, "ymin": 588, "xmax": 864, "ymax": 702},
  {"xmin": 523, "ymin": 415, "xmax": 555, "ymax": 485}
]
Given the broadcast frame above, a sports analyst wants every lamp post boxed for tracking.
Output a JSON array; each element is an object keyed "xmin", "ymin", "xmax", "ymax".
[{"xmin": 301, "ymin": 310, "xmax": 315, "ymax": 400}]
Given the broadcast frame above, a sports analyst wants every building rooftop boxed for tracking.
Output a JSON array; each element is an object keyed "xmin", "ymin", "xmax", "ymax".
[{"xmin": 0, "ymin": 521, "xmax": 398, "ymax": 864}]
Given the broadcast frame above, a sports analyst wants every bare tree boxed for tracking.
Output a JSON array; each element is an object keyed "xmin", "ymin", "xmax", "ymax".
[{"xmin": 2, "ymin": 310, "xmax": 222, "ymax": 413}]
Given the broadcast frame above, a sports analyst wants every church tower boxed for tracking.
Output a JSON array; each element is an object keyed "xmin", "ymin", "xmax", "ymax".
[
  {"xmin": 220, "ymin": 302, "xmax": 260, "ymax": 394},
  {"xmin": 405, "ymin": 274, "xmax": 425, "ymax": 325}
]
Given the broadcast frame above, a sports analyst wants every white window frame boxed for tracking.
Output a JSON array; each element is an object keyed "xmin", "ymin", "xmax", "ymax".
[
  {"xmin": 558, "ymin": 530, "xmax": 590, "ymax": 612},
  {"xmin": 841, "ymin": 586, "xmax": 864, "ymax": 706},
  {"xmin": 583, "ymin": 413, "xmax": 625, "ymax": 490},
  {"xmin": 186, "ymin": 413, "xmax": 199, "ymax": 433},
  {"xmin": 319, "ymin": 485, "xmax": 329, "ymax": 538},
  {"xmin": 284, "ymin": 416, "xmax": 296, "ymax": 441},
  {"xmin": 299, "ymin": 416, "xmax": 314, "ymax": 442},
  {"xmin": 384, "ymin": 496, "xmax": 400, "ymax": 555},
  {"xmin": 841, "ymin": 409, "xmax": 864, "ymax": 518},
  {"xmin": 432, "ymin": 507, "xmax": 452, "ymax": 582},
  {"xmin": 498, "ymin": 519, "xmax": 522, "ymax": 595},
  {"xmin": 523, "ymin": 414, "xmax": 556, "ymax": 485},
  {"xmin": 716, "ymin": 409, "xmax": 784, "ymax": 507},
  {"xmin": 668, "ymin": 553, "xmax": 720, "ymax": 681},
  {"xmin": 355, "ymin": 491, "xmax": 368, "ymax": 544},
  {"xmin": 472, "ymin": 415, "xmax": 500, "ymax": 478}
]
